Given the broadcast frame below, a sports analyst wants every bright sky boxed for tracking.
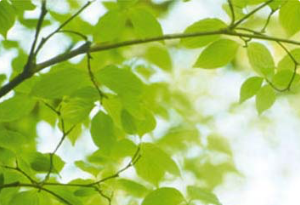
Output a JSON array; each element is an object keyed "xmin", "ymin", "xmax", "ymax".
[{"xmin": 1, "ymin": 1, "xmax": 300, "ymax": 205}]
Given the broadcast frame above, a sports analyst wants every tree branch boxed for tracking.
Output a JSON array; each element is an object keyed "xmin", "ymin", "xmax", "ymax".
[
  {"xmin": 24, "ymin": 0, "xmax": 47, "ymax": 73},
  {"xmin": 34, "ymin": 1, "xmax": 93, "ymax": 56},
  {"xmin": 2, "ymin": 2, "xmax": 300, "ymax": 100},
  {"xmin": 231, "ymin": 0, "xmax": 274, "ymax": 28},
  {"xmin": 86, "ymin": 45, "xmax": 107, "ymax": 103},
  {"xmin": 40, "ymin": 102, "xmax": 76, "ymax": 184},
  {"xmin": 227, "ymin": 0, "xmax": 235, "ymax": 26},
  {"xmin": 0, "ymin": 182, "xmax": 72, "ymax": 205}
]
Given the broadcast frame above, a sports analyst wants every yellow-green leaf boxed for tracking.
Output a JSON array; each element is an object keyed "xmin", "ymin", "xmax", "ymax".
[
  {"xmin": 0, "ymin": 95, "xmax": 35, "ymax": 122},
  {"xmin": 91, "ymin": 111, "xmax": 116, "ymax": 153},
  {"xmin": 187, "ymin": 186, "xmax": 221, "ymax": 205},
  {"xmin": 181, "ymin": 18, "xmax": 227, "ymax": 48},
  {"xmin": 31, "ymin": 68, "xmax": 89, "ymax": 99},
  {"xmin": 129, "ymin": 8, "xmax": 163, "ymax": 38},
  {"xmin": 142, "ymin": 187, "xmax": 184, "ymax": 205},
  {"xmin": 94, "ymin": 10, "xmax": 126, "ymax": 42},
  {"xmin": 247, "ymin": 42, "xmax": 275, "ymax": 77},
  {"xmin": 240, "ymin": 76, "xmax": 263, "ymax": 103},
  {"xmin": 134, "ymin": 143, "xmax": 180, "ymax": 185},
  {"xmin": 255, "ymin": 85, "xmax": 276, "ymax": 114},
  {"xmin": 194, "ymin": 39, "xmax": 239, "ymax": 69},
  {"xmin": 279, "ymin": 1, "xmax": 300, "ymax": 36},
  {"xmin": 0, "ymin": 1, "xmax": 16, "ymax": 37}
]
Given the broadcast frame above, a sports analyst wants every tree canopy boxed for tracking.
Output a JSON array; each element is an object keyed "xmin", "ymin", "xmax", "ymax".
[{"xmin": 0, "ymin": 0, "xmax": 298, "ymax": 205}]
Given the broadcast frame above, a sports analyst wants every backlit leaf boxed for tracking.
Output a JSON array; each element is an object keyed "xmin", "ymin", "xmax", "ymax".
[
  {"xmin": 31, "ymin": 68, "xmax": 89, "ymax": 99},
  {"xmin": 279, "ymin": 1, "xmax": 300, "ymax": 35},
  {"xmin": 141, "ymin": 187, "xmax": 184, "ymax": 205},
  {"xmin": 255, "ymin": 85, "xmax": 276, "ymax": 114},
  {"xmin": 94, "ymin": 10, "xmax": 126, "ymax": 42},
  {"xmin": 0, "ymin": 1, "xmax": 16, "ymax": 37},
  {"xmin": 0, "ymin": 95, "xmax": 35, "ymax": 122},
  {"xmin": 187, "ymin": 186, "xmax": 221, "ymax": 205},
  {"xmin": 247, "ymin": 43, "xmax": 275, "ymax": 77},
  {"xmin": 134, "ymin": 143, "xmax": 180, "ymax": 185},
  {"xmin": 91, "ymin": 111, "xmax": 116, "ymax": 153},
  {"xmin": 129, "ymin": 8, "xmax": 163, "ymax": 38},
  {"xmin": 240, "ymin": 76, "xmax": 263, "ymax": 103},
  {"xmin": 181, "ymin": 18, "xmax": 227, "ymax": 48},
  {"xmin": 194, "ymin": 39, "xmax": 239, "ymax": 69}
]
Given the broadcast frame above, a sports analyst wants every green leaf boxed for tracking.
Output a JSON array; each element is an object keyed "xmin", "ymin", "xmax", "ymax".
[
  {"xmin": 61, "ymin": 98, "xmax": 94, "ymax": 124},
  {"xmin": 75, "ymin": 160, "xmax": 101, "ymax": 177},
  {"xmin": 0, "ymin": 74, "xmax": 6, "ymax": 85},
  {"xmin": 31, "ymin": 68, "xmax": 89, "ymax": 99},
  {"xmin": 181, "ymin": 18, "xmax": 227, "ymax": 48},
  {"xmin": 134, "ymin": 143, "xmax": 180, "ymax": 185},
  {"xmin": 102, "ymin": 94, "xmax": 123, "ymax": 127},
  {"xmin": 187, "ymin": 186, "xmax": 222, "ymax": 205},
  {"xmin": 194, "ymin": 39, "xmax": 239, "ymax": 69},
  {"xmin": 256, "ymin": 85, "xmax": 276, "ymax": 114},
  {"xmin": 239, "ymin": 76, "xmax": 263, "ymax": 103},
  {"xmin": 9, "ymin": 191, "xmax": 39, "ymax": 205},
  {"xmin": 277, "ymin": 48, "xmax": 300, "ymax": 71},
  {"xmin": 279, "ymin": 1, "xmax": 300, "ymax": 36},
  {"xmin": 67, "ymin": 125, "xmax": 82, "ymax": 146},
  {"xmin": 136, "ymin": 109, "xmax": 156, "ymax": 137},
  {"xmin": 11, "ymin": 0, "xmax": 35, "ymax": 12},
  {"xmin": 207, "ymin": 134, "xmax": 232, "ymax": 156},
  {"xmin": 141, "ymin": 187, "xmax": 184, "ymax": 205},
  {"xmin": 247, "ymin": 0, "xmax": 268, "ymax": 5},
  {"xmin": 29, "ymin": 152, "xmax": 65, "ymax": 173},
  {"xmin": 111, "ymin": 139, "xmax": 137, "ymax": 159},
  {"xmin": 74, "ymin": 188, "xmax": 95, "ymax": 197},
  {"xmin": 47, "ymin": 187, "xmax": 83, "ymax": 205},
  {"xmin": 0, "ymin": 128, "xmax": 27, "ymax": 150},
  {"xmin": 117, "ymin": 0, "xmax": 139, "ymax": 8},
  {"xmin": 272, "ymin": 70, "xmax": 300, "ymax": 90},
  {"xmin": 0, "ymin": 147, "xmax": 16, "ymax": 165},
  {"xmin": 96, "ymin": 65, "xmax": 144, "ymax": 98},
  {"xmin": 0, "ymin": 1, "xmax": 16, "ymax": 37},
  {"xmin": 117, "ymin": 179, "xmax": 148, "ymax": 197},
  {"xmin": 94, "ymin": 10, "xmax": 126, "ymax": 42},
  {"xmin": 121, "ymin": 109, "xmax": 137, "ymax": 134},
  {"xmin": 247, "ymin": 42, "xmax": 275, "ymax": 77},
  {"xmin": 91, "ymin": 111, "xmax": 116, "ymax": 153},
  {"xmin": 0, "ymin": 173, "xmax": 4, "ymax": 187},
  {"xmin": 129, "ymin": 8, "xmax": 163, "ymax": 38},
  {"xmin": 145, "ymin": 45, "xmax": 172, "ymax": 71},
  {"xmin": 0, "ymin": 95, "xmax": 35, "ymax": 122}
]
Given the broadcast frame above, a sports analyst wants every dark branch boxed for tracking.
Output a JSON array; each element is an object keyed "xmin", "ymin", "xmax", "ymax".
[
  {"xmin": 24, "ymin": 0, "xmax": 47, "ymax": 73},
  {"xmin": 86, "ymin": 45, "xmax": 107, "ymax": 103},
  {"xmin": 227, "ymin": 0, "xmax": 235, "ymax": 26},
  {"xmin": 0, "ymin": 182, "xmax": 72, "ymax": 205}
]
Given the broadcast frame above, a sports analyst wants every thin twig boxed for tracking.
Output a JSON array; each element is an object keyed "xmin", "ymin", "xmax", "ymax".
[
  {"xmin": 57, "ymin": 30, "xmax": 88, "ymax": 41},
  {"xmin": 261, "ymin": 9, "xmax": 277, "ymax": 33},
  {"xmin": 24, "ymin": 0, "xmax": 47, "ymax": 73},
  {"xmin": 235, "ymin": 27, "xmax": 299, "ymax": 92},
  {"xmin": 2, "ymin": 160, "xmax": 37, "ymax": 185},
  {"xmin": 227, "ymin": 0, "xmax": 235, "ymax": 26},
  {"xmin": 4, "ymin": 7, "xmax": 300, "ymax": 99},
  {"xmin": 89, "ymin": 145, "xmax": 141, "ymax": 186},
  {"xmin": 231, "ymin": 0, "xmax": 274, "ymax": 28},
  {"xmin": 86, "ymin": 46, "xmax": 107, "ymax": 103},
  {"xmin": 34, "ymin": 1, "xmax": 93, "ymax": 56},
  {"xmin": 40, "ymin": 102, "xmax": 76, "ymax": 184},
  {"xmin": 94, "ymin": 186, "xmax": 112, "ymax": 205},
  {"xmin": 0, "ymin": 182, "xmax": 72, "ymax": 205}
]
